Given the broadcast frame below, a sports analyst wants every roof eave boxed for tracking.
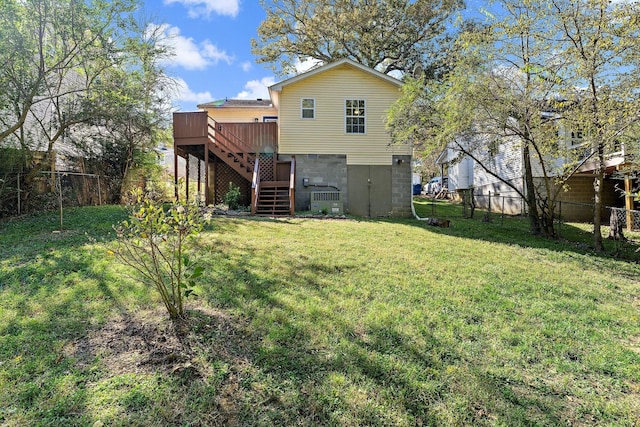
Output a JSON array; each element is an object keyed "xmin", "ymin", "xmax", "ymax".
[{"xmin": 269, "ymin": 58, "xmax": 403, "ymax": 92}]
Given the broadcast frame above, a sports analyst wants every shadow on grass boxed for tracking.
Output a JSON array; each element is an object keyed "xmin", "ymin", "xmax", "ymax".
[
  {"xmin": 0, "ymin": 209, "xmax": 296, "ymax": 425},
  {"xmin": 191, "ymin": 232, "xmax": 575, "ymax": 425},
  {"xmin": 0, "ymin": 205, "xmax": 159, "ymax": 424},
  {"xmin": 1, "ymin": 254, "xmax": 121, "ymax": 423},
  {"xmin": 1, "ymin": 206, "xmax": 636, "ymax": 425},
  {"xmin": 403, "ymin": 199, "xmax": 640, "ymax": 264}
]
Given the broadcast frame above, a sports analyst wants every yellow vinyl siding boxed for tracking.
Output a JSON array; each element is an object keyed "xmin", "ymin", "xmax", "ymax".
[
  {"xmin": 277, "ymin": 65, "xmax": 409, "ymax": 165},
  {"xmin": 202, "ymin": 107, "xmax": 277, "ymax": 123}
]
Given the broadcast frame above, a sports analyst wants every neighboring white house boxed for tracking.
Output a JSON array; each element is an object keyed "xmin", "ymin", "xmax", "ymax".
[{"xmin": 437, "ymin": 122, "xmax": 633, "ymax": 221}]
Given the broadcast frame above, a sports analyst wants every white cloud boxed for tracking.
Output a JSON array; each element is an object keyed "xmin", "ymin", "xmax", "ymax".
[
  {"xmin": 388, "ymin": 70, "xmax": 404, "ymax": 80},
  {"xmin": 235, "ymin": 77, "xmax": 275, "ymax": 100},
  {"xmin": 241, "ymin": 61, "xmax": 252, "ymax": 72},
  {"xmin": 172, "ymin": 77, "xmax": 213, "ymax": 105},
  {"xmin": 294, "ymin": 57, "xmax": 323, "ymax": 75},
  {"xmin": 201, "ymin": 41, "xmax": 234, "ymax": 65},
  {"xmin": 151, "ymin": 23, "xmax": 233, "ymax": 70},
  {"xmin": 163, "ymin": 0, "xmax": 240, "ymax": 18}
]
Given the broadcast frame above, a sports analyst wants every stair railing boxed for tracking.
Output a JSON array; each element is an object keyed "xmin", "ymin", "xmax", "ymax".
[
  {"xmin": 288, "ymin": 156, "xmax": 296, "ymax": 216},
  {"xmin": 207, "ymin": 117, "xmax": 256, "ymax": 169},
  {"xmin": 251, "ymin": 157, "xmax": 261, "ymax": 215}
]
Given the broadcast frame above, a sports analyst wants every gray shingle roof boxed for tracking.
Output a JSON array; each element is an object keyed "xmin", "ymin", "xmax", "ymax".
[{"xmin": 197, "ymin": 98, "xmax": 273, "ymax": 109}]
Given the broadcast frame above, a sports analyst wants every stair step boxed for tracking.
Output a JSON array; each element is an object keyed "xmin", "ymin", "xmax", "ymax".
[
  {"xmin": 260, "ymin": 181, "xmax": 290, "ymax": 188},
  {"xmin": 255, "ymin": 178, "xmax": 292, "ymax": 216}
]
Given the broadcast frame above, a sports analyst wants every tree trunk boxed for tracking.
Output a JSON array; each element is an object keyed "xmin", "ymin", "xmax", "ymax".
[
  {"xmin": 608, "ymin": 209, "xmax": 625, "ymax": 241},
  {"xmin": 522, "ymin": 141, "xmax": 542, "ymax": 235},
  {"xmin": 593, "ymin": 147, "xmax": 605, "ymax": 251},
  {"xmin": 538, "ymin": 198, "xmax": 556, "ymax": 238}
]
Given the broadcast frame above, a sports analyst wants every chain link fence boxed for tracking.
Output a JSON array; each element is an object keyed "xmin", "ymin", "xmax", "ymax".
[
  {"xmin": 0, "ymin": 169, "xmax": 212, "ymax": 219},
  {"xmin": 609, "ymin": 206, "xmax": 640, "ymax": 230},
  {"xmin": 417, "ymin": 192, "xmax": 640, "ymax": 235},
  {"xmin": 1, "ymin": 171, "xmax": 111, "ymax": 218}
]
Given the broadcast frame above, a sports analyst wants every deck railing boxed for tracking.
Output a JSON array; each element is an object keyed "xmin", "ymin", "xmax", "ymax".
[
  {"xmin": 289, "ymin": 156, "xmax": 296, "ymax": 215},
  {"xmin": 251, "ymin": 157, "xmax": 261, "ymax": 215},
  {"xmin": 173, "ymin": 112, "xmax": 208, "ymax": 144},
  {"xmin": 173, "ymin": 112, "xmax": 286, "ymax": 213},
  {"xmin": 207, "ymin": 117, "xmax": 256, "ymax": 169},
  {"xmin": 216, "ymin": 122, "xmax": 278, "ymax": 153}
]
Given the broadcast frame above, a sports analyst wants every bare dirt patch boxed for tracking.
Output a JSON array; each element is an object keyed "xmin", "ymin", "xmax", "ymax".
[
  {"xmin": 61, "ymin": 305, "xmax": 258, "ymax": 424},
  {"xmin": 64, "ymin": 306, "xmax": 247, "ymax": 377}
]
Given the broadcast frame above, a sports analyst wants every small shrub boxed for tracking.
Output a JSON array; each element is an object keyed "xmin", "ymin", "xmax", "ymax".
[
  {"xmin": 224, "ymin": 182, "xmax": 242, "ymax": 210},
  {"xmin": 111, "ymin": 189, "xmax": 208, "ymax": 320}
]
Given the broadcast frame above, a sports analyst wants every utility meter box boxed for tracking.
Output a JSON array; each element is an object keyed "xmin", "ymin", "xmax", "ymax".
[{"xmin": 310, "ymin": 191, "xmax": 343, "ymax": 215}]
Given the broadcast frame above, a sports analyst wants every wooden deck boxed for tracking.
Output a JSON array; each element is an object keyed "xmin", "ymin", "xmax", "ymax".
[{"xmin": 172, "ymin": 112, "xmax": 294, "ymax": 215}]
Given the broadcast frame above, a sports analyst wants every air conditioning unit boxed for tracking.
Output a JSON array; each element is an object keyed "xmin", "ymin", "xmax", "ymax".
[{"xmin": 311, "ymin": 191, "xmax": 343, "ymax": 215}]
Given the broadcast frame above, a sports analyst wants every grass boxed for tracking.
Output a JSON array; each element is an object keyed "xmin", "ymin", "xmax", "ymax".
[{"xmin": 1, "ymin": 202, "xmax": 639, "ymax": 425}]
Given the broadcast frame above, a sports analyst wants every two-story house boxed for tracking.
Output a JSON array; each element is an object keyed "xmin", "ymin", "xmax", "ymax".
[
  {"xmin": 172, "ymin": 59, "xmax": 412, "ymax": 217},
  {"xmin": 436, "ymin": 120, "xmax": 635, "ymax": 222}
]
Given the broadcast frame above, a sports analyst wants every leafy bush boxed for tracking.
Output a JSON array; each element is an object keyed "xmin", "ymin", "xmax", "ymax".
[
  {"xmin": 111, "ymin": 190, "xmax": 208, "ymax": 319},
  {"xmin": 224, "ymin": 182, "xmax": 242, "ymax": 210}
]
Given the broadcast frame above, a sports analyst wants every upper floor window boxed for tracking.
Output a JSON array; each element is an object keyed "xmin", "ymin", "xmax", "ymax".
[
  {"xmin": 301, "ymin": 98, "xmax": 315, "ymax": 119},
  {"xmin": 488, "ymin": 139, "xmax": 499, "ymax": 158},
  {"xmin": 570, "ymin": 126, "xmax": 584, "ymax": 146},
  {"xmin": 346, "ymin": 99, "xmax": 365, "ymax": 134}
]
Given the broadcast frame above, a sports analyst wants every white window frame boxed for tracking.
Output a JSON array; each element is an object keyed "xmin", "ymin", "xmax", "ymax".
[
  {"xmin": 569, "ymin": 126, "xmax": 585, "ymax": 147},
  {"xmin": 301, "ymin": 98, "xmax": 315, "ymax": 119},
  {"xmin": 565, "ymin": 124, "xmax": 594, "ymax": 162},
  {"xmin": 345, "ymin": 99, "xmax": 366, "ymax": 134}
]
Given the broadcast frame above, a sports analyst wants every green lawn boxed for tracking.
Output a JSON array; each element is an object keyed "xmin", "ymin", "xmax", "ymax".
[{"xmin": 1, "ymin": 202, "xmax": 639, "ymax": 426}]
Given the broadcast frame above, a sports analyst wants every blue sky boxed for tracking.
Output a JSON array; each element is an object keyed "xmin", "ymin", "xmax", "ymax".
[
  {"xmin": 147, "ymin": 0, "xmax": 490, "ymax": 112},
  {"xmin": 145, "ymin": 0, "xmax": 275, "ymax": 112}
]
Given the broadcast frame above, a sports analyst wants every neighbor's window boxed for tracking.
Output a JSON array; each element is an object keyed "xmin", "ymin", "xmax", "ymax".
[
  {"xmin": 570, "ymin": 126, "xmax": 584, "ymax": 146},
  {"xmin": 345, "ymin": 99, "xmax": 365, "ymax": 134},
  {"xmin": 301, "ymin": 98, "xmax": 315, "ymax": 119},
  {"xmin": 488, "ymin": 139, "xmax": 499, "ymax": 158}
]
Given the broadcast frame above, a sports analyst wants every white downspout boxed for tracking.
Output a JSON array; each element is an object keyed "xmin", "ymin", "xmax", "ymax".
[
  {"xmin": 411, "ymin": 187, "xmax": 428, "ymax": 220},
  {"xmin": 409, "ymin": 140, "xmax": 428, "ymax": 221}
]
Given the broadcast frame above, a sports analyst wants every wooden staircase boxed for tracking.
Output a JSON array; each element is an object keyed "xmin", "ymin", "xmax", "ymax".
[
  {"xmin": 255, "ymin": 182, "xmax": 292, "ymax": 216},
  {"xmin": 207, "ymin": 116, "xmax": 295, "ymax": 216},
  {"xmin": 172, "ymin": 112, "xmax": 294, "ymax": 215},
  {"xmin": 251, "ymin": 157, "xmax": 296, "ymax": 217},
  {"xmin": 207, "ymin": 118, "xmax": 254, "ymax": 181}
]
